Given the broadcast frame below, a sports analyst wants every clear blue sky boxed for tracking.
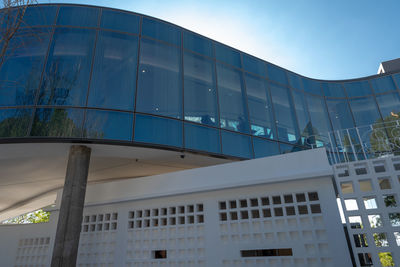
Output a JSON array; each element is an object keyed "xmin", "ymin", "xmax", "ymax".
[{"xmin": 46, "ymin": 0, "xmax": 400, "ymax": 80}]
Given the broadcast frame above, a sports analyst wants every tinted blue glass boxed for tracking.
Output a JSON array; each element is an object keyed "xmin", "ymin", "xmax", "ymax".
[
  {"xmin": 253, "ymin": 137, "xmax": 280, "ymax": 158},
  {"xmin": 0, "ymin": 28, "xmax": 50, "ymax": 106},
  {"xmin": 88, "ymin": 31, "xmax": 138, "ymax": 110},
  {"xmin": 302, "ymin": 78, "xmax": 322, "ymax": 95},
  {"xmin": 0, "ymin": 108, "xmax": 32, "ymax": 137},
  {"xmin": 22, "ymin": 5, "xmax": 57, "ymax": 26},
  {"xmin": 183, "ymin": 31, "xmax": 212, "ymax": 57},
  {"xmin": 349, "ymin": 97, "xmax": 381, "ymax": 126},
  {"xmin": 266, "ymin": 64, "xmax": 288, "ymax": 86},
  {"xmin": 243, "ymin": 54, "xmax": 266, "ymax": 77},
  {"xmin": 31, "ymin": 108, "xmax": 83, "ymax": 137},
  {"xmin": 184, "ymin": 52, "xmax": 218, "ymax": 126},
  {"xmin": 326, "ymin": 99, "xmax": 354, "ymax": 130},
  {"xmin": 287, "ymin": 72, "xmax": 303, "ymax": 91},
  {"xmin": 134, "ymin": 114, "xmax": 182, "ymax": 147},
  {"xmin": 393, "ymin": 74, "xmax": 400, "ymax": 90},
  {"xmin": 322, "ymin": 83, "xmax": 346, "ymax": 97},
  {"xmin": 221, "ymin": 131, "xmax": 252, "ymax": 158},
  {"xmin": 245, "ymin": 73, "xmax": 275, "ymax": 139},
  {"xmin": 280, "ymin": 143, "xmax": 303, "ymax": 154},
  {"xmin": 38, "ymin": 28, "xmax": 96, "ymax": 106},
  {"xmin": 101, "ymin": 9, "xmax": 139, "ymax": 34},
  {"xmin": 84, "ymin": 110, "xmax": 132, "ymax": 141},
  {"xmin": 375, "ymin": 92, "xmax": 400, "ymax": 118},
  {"xmin": 269, "ymin": 83, "xmax": 299, "ymax": 143},
  {"xmin": 216, "ymin": 63, "xmax": 249, "ymax": 134},
  {"xmin": 142, "ymin": 17, "xmax": 181, "ymax": 46},
  {"xmin": 184, "ymin": 123, "xmax": 220, "ymax": 154},
  {"xmin": 137, "ymin": 38, "xmax": 182, "ymax": 118},
  {"xmin": 292, "ymin": 90, "xmax": 311, "ymax": 145},
  {"xmin": 344, "ymin": 81, "xmax": 372, "ymax": 97},
  {"xmin": 370, "ymin": 76, "xmax": 396, "ymax": 94},
  {"xmin": 306, "ymin": 95, "xmax": 333, "ymax": 140},
  {"xmin": 57, "ymin": 6, "xmax": 99, "ymax": 27},
  {"xmin": 214, "ymin": 43, "xmax": 241, "ymax": 68}
]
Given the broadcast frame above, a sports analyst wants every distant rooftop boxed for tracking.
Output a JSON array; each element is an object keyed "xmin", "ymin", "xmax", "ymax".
[{"xmin": 378, "ymin": 58, "xmax": 400, "ymax": 74}]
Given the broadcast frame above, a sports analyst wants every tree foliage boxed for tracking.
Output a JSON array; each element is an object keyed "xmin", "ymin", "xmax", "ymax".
[{"xmin": 2, "ymin": 209, "xmax": 50, "ymax": 224}]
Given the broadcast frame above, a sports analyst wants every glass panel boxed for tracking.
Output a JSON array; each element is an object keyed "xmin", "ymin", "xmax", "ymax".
[
  {"xmin": 221, "ymin": 131, "xmax": 252, "ymax": 158},
  {"xmin": 393, "ymin": 74, "xmax": 400, "ymax": 90},
  {"xmin": 38, "ymin": 28, "xmax": 96, "ymax": 106},
  {"xmin": 326, "ymin": 99, "xmax": 354, "ymax": 130},
  {"xmin": 302, "ymin": 78, "xmax": 322, "ymax": 95},
  {"xmin": 0, "ymin": 108, "xmax": 32, "ymax": 137},
  {"xmin": 269, "ymin": 83, "xmax": 299, "ymax": 143},
  {"xmin": 344, "ymin": 81, "xmax": 372, "ymax": 97},
  {"xmin": 0, "ymin": 28, "xmax": 51, "ymax": 106},
  {"xmin": 136, "ymin": 38, "xmax": 182, "ymax": 118},
  {"xmin": 31, "ymin": 108, "xmax": 83, "ymax": 137},
  {"xmin": 266, "ymin": 64, "xmax": 287, "ymax": 86},
  {"xmin": 216, "ymin": 63, "xmax": 249, "ymax": 133},
  {"xmin": 184, "ymin": 123, "xmax": 220, "ymax": 154},
  {"xmin": 376, "ymin": 92, "xmax": 400, "ymax": 119},
  {"xmin": 22, "ymin": 5, "xmax": 57, "ymax": 26},
  {"xmin": 349, "ymin": 97, "xmax": 381, "ymax": 126},
  {"xmin": 84, "ymin": 109, "xmax": 132, "ymax": 141},
  {"xmin": 142, "ymin": 17, "xmax": 180, "ymax": 46},
  {"xmin": 57, "ymin": 6, "xmax": 99, "ymax": 27},
  {"xmin": 88, "ymin": 31, "xmax": 138, "ymax": 110},
  {"xmin": 100, "ymin": 9, "xmax": 139, "ymax": 34},
  {"xmin": 370, "ymin": 75, "xmax": 396, "ymax": 94},
  {"xmin": 253, "ymin": 138, "xmax": 280, "ymax": 158},
  {"xmin": 287, "ymin": 72, "xmax": 303, "ymax": 91},
  {"xmin": 243, "ymin": 54, "xmax": 266, "ymax": 77},
  {"xmin": 245, "ymin": 73, "xmax": 275, "ymax": 139},
  {"xmin": 279, "ymin": 143, "xmax": 303, "ymax": 154},
  {"xmin": 306, "ymin": 95, "xmax": 333, "ymax": 147},
  {"xmin": 322, "ymin": 83, "xmax": 346, "ymax": 98},
  {"xmin": 184, "ymin": 52, "xmax": 218, "ymax": 126},
  {"xmin": 292, "ymin": 90, "xmax": 311, "ymax": 146},
  {"xmin": 214, "ymin": 43, "xmax": 241, "ymax": 68},
  {"xmin": 183, "ymin": 31, "xmax": 212, "ymax": 57},
  {"xmin": 134, "ymin": 114, "xmax": 182, "ymax": 147}
]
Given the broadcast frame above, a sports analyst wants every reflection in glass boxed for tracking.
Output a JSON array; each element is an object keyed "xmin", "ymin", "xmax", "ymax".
[
  {"xmin": 243, "ymin": 55, "xmax": 266, "ymax": 77},
  {"xmin": 221, "ymin": 131, "xmax": 252, "ymax": 158},
  {"xmin": 31, "ymin": 108, "xmax": 83, "ymax": 137},
  {"xmin": 253, "ymin": 137, "xmax": 280, "ymax": 158},
  {"xmin": 100, "ymin": 9, "xmax": 140, "ymax": 34},
  {"xmin": 216, "ymin": 64, "xmax": 249, "ymax": 134},
  {"xmin": 287, "ymin": 72, "xmax": 303, "ymax": 91},
  {"xmin": 370, "ymin": 75, "xmax": 396, "ymax": 94},
  {"xmin": 137, "ymin": 38, "xmax": 182, "ymax": 118},
  {"xmin": 349, "ymin": 97, "xmax": 381, "ymax": 126},
  {"xmin": 393, "ymin": 74, "xmax": 400, "ymax": 90},
  {"xmin": 88, "ymin": 31, "xmax": 138, "ymax": 110},
  {"xmin": 184, "ymin": 123, "xmax": 220, "ymax": 154},
  {"xmin": 302, "ymin": 78, "xmax": 322, "ymax": 95},
  {"xmin": 269, "ymin": 83, "xmax": 299, "ymax": 143},
  {"xmin": 23, "ymin": 5, "xmax": 57, "ymax": 26},
  {"xmin": 266, "ymin": 64, "xmax": 287, "ymax": 86},
  {"xmin": 184, "ymin": 52, "xmax": 218, "ymax": 126},
  {"xmin": 292, "ymin": 90, "xmax": 311, "ymax": 146},
  {"xmin": 322, "ymin": 83, "xmax": 346, "ymax": 98},
  {"xmin": 214, "ymin": 43, "xmax": 241, "ymax": 68},
  {"xmin": 57, "ymin": 6, "xmax": 99, "ymax": 27},
  {"xmin": 134, "ymin": 114, "xmax": 182, "ymax": 147},
  {"xmin": 279, "ymin": 143, "xmax": 303, "ymax": 154},
  {"xmin": 375, "ymin": 92, "xmax": 400, "ymax": 119},
  {"xmin": 38, "ymin": 28, "xmax": 96, "ymax": 106},
  {"xmin": 306, "ymin": 95, "xmax": 333, "ymax": 147},
  {"xmin": 142, "ymin": 17, "xmax": 181, "ymax": 46},
  {"xmin": 183, "ymin": 31, "xmax": 212, "ymax": 57},
  {"xmin": 0, "ymin": 108, "xmax": 32, "ymax": 137},
  {"xmin": 245, "ymin": 73, "xmax": 275, "ymax": 139},
  {"xmin": 0, "ymin": 28, "xmax": 50, "ymax": 106},
  {"xmin": 344, "ymin": 81, "xmax": 372, "ymax": 97},
  {"xmin": 326, "ymin": 99, "xmax": 354, "ymax": 130},
  {"xmin": 84, "ymin": 109, "xmax": 132, "ymax": 141}
]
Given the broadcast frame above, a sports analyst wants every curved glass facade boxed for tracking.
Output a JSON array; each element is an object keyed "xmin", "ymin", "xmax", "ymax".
[{"xmin": 1, "ymin": 4, "xmax": 400, "ymax": 160}]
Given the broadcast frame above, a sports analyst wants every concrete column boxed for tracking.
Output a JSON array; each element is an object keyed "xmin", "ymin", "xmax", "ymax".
[{"xmin": 51, "ymin": 145, "xmax": 91, "ymax": 267}]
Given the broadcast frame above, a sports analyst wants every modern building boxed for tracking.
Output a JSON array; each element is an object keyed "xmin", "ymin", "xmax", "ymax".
[{"xmin": 0, "ymin": 3, "xmax": 399, "ymax": 267}]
